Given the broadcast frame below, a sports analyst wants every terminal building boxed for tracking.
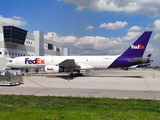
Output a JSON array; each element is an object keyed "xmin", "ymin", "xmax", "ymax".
[{"xmin": 0, "ymin": 26, "xmax": 66, "ymax": 70}]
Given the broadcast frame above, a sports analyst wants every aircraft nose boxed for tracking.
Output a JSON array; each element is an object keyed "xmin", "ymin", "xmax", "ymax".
[
  {"xmin": 6, "ymin": 62, "xmax": 12, "ymax": 67},
  {"xmin": 6, "ymin": 59, "xmax": 13, "ymax": 67}
]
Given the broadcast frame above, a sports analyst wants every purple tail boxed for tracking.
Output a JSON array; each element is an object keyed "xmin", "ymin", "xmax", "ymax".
[{"xmin": 121, "ymin": 31, "xmax": 152, "ymax": 57}]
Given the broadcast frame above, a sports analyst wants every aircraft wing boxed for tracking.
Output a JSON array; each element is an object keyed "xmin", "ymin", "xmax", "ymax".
[
  {"xmin": 58, "ymin": 59, "xmax": 94, "ymax": 70},
  {"xmin": 58, "ymin": 59, "xmax": 80, "ymax": 69}
]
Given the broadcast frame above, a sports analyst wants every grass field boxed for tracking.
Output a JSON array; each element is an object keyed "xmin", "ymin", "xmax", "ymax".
[{"xmin": 0, "ymin": 95, "xmax": 160, "ymax": 120}]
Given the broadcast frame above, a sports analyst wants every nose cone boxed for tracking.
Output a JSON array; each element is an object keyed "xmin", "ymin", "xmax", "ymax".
[
  {"xmin": 6, "ymin": 62, "xmax": 12, "ymax": 67},
  {"xmin": 6, "ymin": 59, "xmax": 13, "ymax": 67}
]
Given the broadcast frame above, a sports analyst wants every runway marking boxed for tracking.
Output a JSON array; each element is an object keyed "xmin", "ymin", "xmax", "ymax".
[
  {"xmin": 143, "ymin": 77, "xmax": 151, "ymax": 91},
  {"xmin": 26, "ymin": 78, "xmax": 45, "ymax": 88},
  {"xmin": 109, "ymin": 77, "xmax": 123, "ymax": 90}
]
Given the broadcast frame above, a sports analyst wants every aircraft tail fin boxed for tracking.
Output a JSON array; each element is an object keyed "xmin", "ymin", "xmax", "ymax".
[{"xmin": 121, "ymin": 31, "xmax": 152, "ymax": 57}]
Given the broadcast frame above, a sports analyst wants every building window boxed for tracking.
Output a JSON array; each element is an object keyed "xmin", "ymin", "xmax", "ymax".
[
  {"xmin": 15, "ymin": 53, "xmax": 17, "ymax": 56},
  {"xmin": 9, "ymin": 52, "xmax": 11, "ymax": 55},
  {"xmin": 57, "ymin": 48, "xmax": 60, "ymax": 52},
  {"xmin": 12, "ymin": 53, "xmax": 14, "ymax": 55},
  {"xmin": 48, "ymin": 44, "xmax": 53, "ymax": 50},
  {"xmin": 5, "ymin": 52, "xmax": 7, "ymax": 55},
  {"xmin": 0, "ymin": 52, "xmax": 2, "ymax": 55}
]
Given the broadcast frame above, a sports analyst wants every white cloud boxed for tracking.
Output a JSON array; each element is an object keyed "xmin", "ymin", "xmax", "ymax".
[
  {"xmin": 85, "ymin": 26, "xmax": 94, "ymax": 31},
  {"xmin": 64, "ymin": 0, "xmax": 160, "ymax": 17},
  {"xmin": 61, "ymin": 36, "xmax": 78, "ymax": 43},
  {"xmin": 153, "ymin": 33, "xmax": 160, "ymax": 40},
  {"xmin": 45, "ymin": 30, "xmax": 145, "ymax": 55},
  {"xmin": 128, "ymin": 26, "xmax": 141, "ymax": 31},
  {"xmin": 74, "ymin": 36, "xmax": 122, "ymax": 55},
  {"xmin": 12, "ymin": 16, "xmax": 22, "ymax": 20},
  {"xmin": 146, "ymin": 44, "xmax": 156, "ymax": 53},
  {"xmin": 122, "ymin": 31, "xmax": 141, "ymax": 41},
  {"xmin": 99, "ymin": 21, "xmax": 128, "ymax": 30},
  {"xmin": 0, "ymin": 15, "xmax": 27, "ymax": 27},
  {"xmin": 44, "ymin": 32, "xmax": 77, "ymax": 44},
  {"xmin": 153, "ymin": 19, "xmax": 160, "ymax": 31}
]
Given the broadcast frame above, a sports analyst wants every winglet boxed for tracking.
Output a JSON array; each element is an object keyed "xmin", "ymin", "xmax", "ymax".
[{"xmin": 121, "ymin": 31, "xmax": 152, "ymax": 57}]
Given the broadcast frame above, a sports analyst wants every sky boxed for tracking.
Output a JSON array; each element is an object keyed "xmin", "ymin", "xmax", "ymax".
[{"xmin": 0, "ymin": 0, "xmax": 160, "ymax": 66}]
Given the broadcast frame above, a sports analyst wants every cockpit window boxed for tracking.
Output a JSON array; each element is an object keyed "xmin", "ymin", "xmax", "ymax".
[{"xmin": 9, "ymin": 60, "xmax": 12, "ymax": 62}]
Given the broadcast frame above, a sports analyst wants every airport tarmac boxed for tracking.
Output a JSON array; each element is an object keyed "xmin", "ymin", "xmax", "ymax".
[{"xmin": 0, "ymin": 69, "xmax": 160, "ymax": 100}]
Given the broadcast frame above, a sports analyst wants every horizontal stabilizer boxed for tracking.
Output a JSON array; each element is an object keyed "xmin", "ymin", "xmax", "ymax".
[{"xmin": 129, "ymin": 57, "xmax": 150, "ymax": 63}]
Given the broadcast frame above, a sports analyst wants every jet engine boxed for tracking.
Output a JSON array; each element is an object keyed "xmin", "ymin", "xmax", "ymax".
[{"xmin": 44, "ymin": 65, "xmax": 63, "ymax": 73}]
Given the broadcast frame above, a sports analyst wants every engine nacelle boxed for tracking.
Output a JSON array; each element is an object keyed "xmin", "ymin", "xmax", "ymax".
[{"xmin": 44, "ymin": 65, "xmax": 63, "ymax": 73}]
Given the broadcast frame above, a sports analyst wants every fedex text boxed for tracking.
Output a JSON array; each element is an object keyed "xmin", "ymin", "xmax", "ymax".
[
  {"xmin": 25, "ymin": 58, "xmax": 45, "ymax": 64},
  {"xmin": 131, "ymin": 44, "xmax": 145, "ymax": 49},
  {"xmin": 47, "ymin": 68, "xmax": 54, "ymax": 71}
]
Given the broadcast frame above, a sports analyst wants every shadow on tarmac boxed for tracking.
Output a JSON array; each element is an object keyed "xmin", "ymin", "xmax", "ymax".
[
  {"xmin": 44, "ymin": 75, "xmax": 143, "ymax": 80},
  {"xmin": 28, "ymin": 73, "xmax": 143, "ymax": 80}
]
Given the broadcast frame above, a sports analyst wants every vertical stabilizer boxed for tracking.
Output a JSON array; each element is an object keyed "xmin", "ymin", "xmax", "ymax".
[{"xmin": 121, "ymin": 31, "xmax": 152, "ymax": 57}]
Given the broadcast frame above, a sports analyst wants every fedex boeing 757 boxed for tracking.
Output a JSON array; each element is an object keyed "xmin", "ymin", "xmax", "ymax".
[{"xmin": 6, "ymin": 31, "xmax": 152, "ymax": 76}]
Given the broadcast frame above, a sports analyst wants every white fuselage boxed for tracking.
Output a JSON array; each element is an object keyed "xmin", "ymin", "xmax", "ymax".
[{"xmin": 6, "ymin": 55, "xmax": 120, "ymax": 69}]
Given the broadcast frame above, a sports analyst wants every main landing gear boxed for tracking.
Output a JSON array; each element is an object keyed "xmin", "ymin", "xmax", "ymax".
[{"xmin": 69, "ymin": 70, "xmax": 83, "ymax": 77}]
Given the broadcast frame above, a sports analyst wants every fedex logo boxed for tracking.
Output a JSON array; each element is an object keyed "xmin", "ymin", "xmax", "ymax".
[
  {"xmin": 25, "ymin": 58, "xmax": 45, "ymax": 64},
  {"xmin": 47, "ymin": 68, "xmax": 54, "ymax": 71},
  {"xmin": 131, "ymin": 44, "xmax": 145, "ymax": 49}
]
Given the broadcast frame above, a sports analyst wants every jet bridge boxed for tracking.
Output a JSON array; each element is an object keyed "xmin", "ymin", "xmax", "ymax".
[{"xmin": 0, "ymin": 70, "xmax": 23, "ymax": 86}]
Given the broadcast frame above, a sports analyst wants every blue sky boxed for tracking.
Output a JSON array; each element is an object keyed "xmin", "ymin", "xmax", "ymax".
[{"xmin": 0, "ymin": 0, "xmax": 160, "ymax": 66}]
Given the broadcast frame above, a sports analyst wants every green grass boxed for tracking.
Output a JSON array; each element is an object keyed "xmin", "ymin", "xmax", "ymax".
[{"xmin": 0, "ymin": 95, "xmax": 160, "ymax": 120}]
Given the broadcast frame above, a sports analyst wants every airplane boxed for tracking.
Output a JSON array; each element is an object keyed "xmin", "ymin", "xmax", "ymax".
[{"xmin": 6, "ymin": 31, "xmax": 152, "ymax": 76}]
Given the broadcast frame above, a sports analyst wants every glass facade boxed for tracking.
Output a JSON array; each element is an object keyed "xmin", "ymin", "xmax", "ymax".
[{"xmin": 3, "ymin": 26, "xmax": 27, "ymax": 45}]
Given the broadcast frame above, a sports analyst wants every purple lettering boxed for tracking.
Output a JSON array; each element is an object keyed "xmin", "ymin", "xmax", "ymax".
[{"xmin": 25, "ymin": 58, "xmax": 45, "ymax": 64}]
